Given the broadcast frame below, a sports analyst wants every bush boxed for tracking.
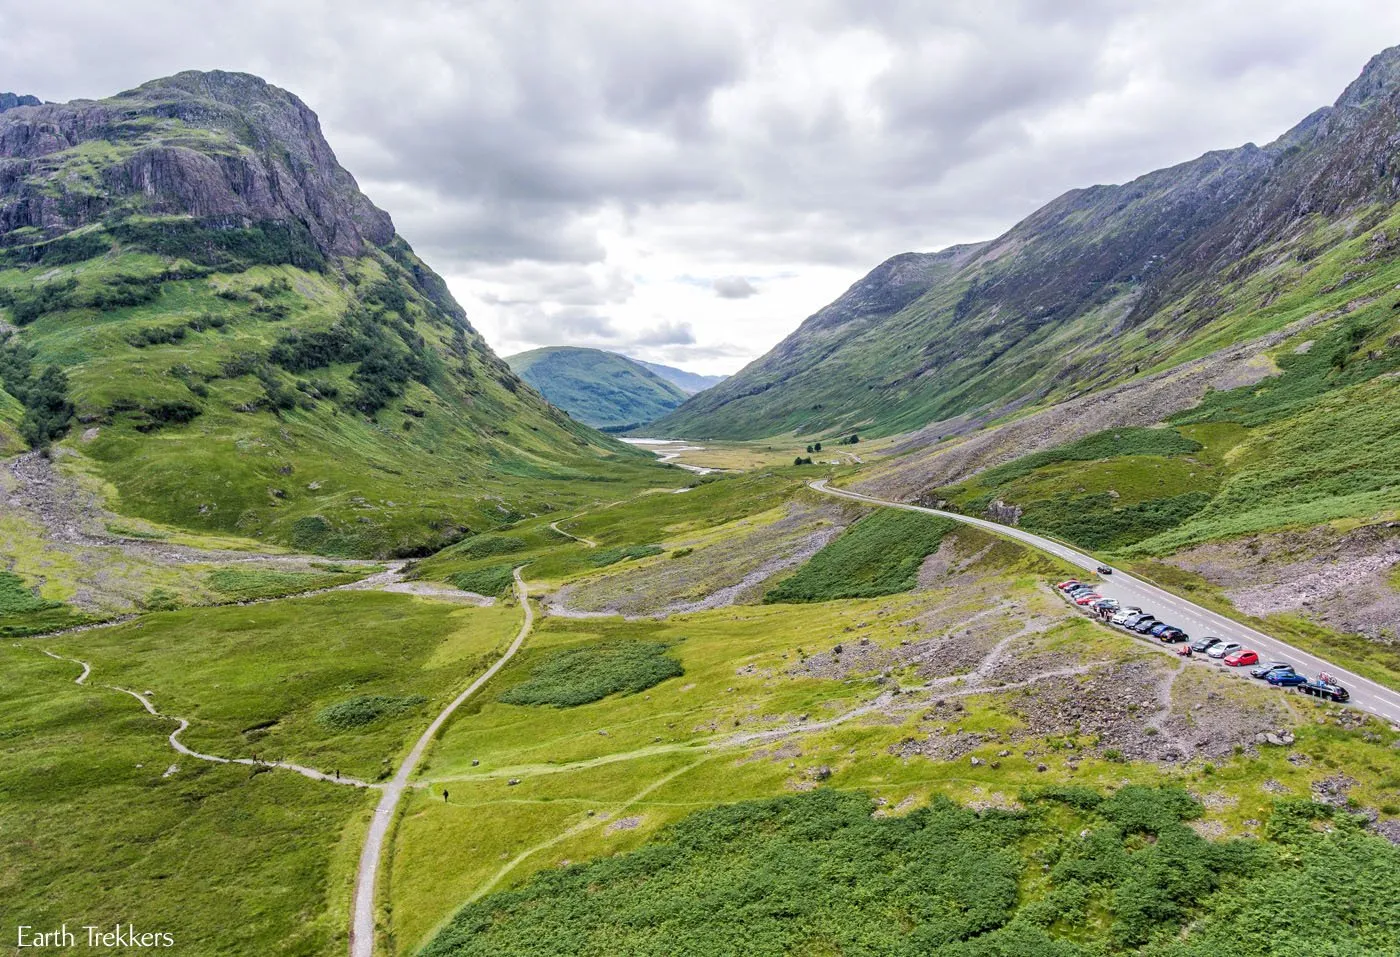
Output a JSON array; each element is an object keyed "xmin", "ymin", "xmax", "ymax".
[
  {"xmin": 317, "ymin": 694, "xmax": 426, "ymax": 730},
  {"xmin": 499, "ymin": 641, "xmax": 683, "ymax": 707},
  {"xmin": 765, "ymin": 509, "xmax": 957, "ymax": 603},
  {"xmin": 588, "ymin": 545, "xmax": 663, "ymax": 567},
  {"xmin": 449, "ymin": 564, "xmax": 518, "ymax": 598}
]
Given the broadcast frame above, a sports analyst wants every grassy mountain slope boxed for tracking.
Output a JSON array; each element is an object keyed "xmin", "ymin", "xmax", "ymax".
[
  {"xmin": 0, "ymin": 72, "xmax": 659, "ymax": 556},
  {"xmin": 631, "ymin": 358, "xmax": 726, "ymax": 395},
  {"xmin": 506, "ymin": 346, "xmax": 688, "ymax": 430},
  {"xmin": 655, "ymin": 46, "xmax": 1400, "ymax": 442}
]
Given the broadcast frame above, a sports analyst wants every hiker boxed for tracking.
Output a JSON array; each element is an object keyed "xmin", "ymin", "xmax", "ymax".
[{"xmin": 443, "ymin": 789, "xmax": 449, "ymax": 803}]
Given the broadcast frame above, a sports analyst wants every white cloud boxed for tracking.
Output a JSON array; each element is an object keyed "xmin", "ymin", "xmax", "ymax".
[{"xmin": 4, "ymin": 1, "xmax": 1400, "ymax": 374}]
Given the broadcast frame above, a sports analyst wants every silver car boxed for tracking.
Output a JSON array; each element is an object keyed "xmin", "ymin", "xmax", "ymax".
[{"xmin": 1207, "ymin": 641, "xmax": 1242, "ymax": 659}]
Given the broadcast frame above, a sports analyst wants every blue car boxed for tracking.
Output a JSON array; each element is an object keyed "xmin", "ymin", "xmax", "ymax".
[
  {"xmin": 1266, "ymin": 670, "xmax": 1306, "ymax": 688},
  {"xmin": 1149, "ymin": 622, "xmax": 1172, "ymax": 638}
]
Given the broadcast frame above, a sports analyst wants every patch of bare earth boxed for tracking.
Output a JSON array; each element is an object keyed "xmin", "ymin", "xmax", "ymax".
[
  {"xmin": 1162, "ymin": 521, "xmax": 1400, "ymax": 642},
  {"xmin": 545, "ymin": 500, "xmax": 853, "ymax": 619}
]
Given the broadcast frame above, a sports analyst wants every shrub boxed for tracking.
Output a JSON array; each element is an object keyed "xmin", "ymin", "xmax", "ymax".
[
  {"xmin": 449, "ymin": 564, "xmax": 517, "ymax": 598},
  {"xmin": 499, "ymin": 641, "xmax": 683, "ymax": 707},
  {"xmin": 765, "ymin": 509, "xmax": 957, "ymax": 603},
  {"xmin": 317, "ymin": 694, "xmax": 426, "ymax": 730}
]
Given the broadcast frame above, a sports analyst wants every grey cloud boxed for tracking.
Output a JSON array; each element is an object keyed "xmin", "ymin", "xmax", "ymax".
[
  {"xmin": 713, "ymin": 276, "xmax": 758, "ymax": 298},
  {"xmin": 632, "ymin": 321, "xmax": 696, "ymax": 346}
]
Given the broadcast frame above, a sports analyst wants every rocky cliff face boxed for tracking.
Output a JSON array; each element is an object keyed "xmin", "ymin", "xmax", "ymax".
[
  {"xmin": 0, "ymin": 93, "xmax": 41, "ymax": 113},
  {"xmin": 0, "ymin": 71, "xmax": 392, "ymax": 258},
  {"xmin": 654, "ymin": 44, "xmax": 1400, "ymax": 441}
]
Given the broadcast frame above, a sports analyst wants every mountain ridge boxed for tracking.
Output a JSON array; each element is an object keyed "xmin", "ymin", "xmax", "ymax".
[
  {"xmin": 506, "ymin": 346, "xmax": 688, "ymax": 430},
  {"xmin": 652, "ymin": 44, "xmax": 1400, "ymax": 441},
  {"xmin": 0, "ymin": 71, "xmax": 655, "ymax": 556}
]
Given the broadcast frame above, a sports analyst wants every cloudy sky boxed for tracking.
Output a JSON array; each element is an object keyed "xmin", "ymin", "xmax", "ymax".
[{"xmin": 5, "ymin": 2, "xmax": 1400, "ymax": 374}]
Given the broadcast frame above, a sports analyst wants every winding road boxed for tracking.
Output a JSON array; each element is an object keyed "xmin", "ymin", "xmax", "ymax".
[
  {"xmin": 349, "ymin": 565, "xmax": 535, "ymax": 957},
  {"xmin": 811, "ymin": 478, "xmax": 1400, "ymax": 726}
]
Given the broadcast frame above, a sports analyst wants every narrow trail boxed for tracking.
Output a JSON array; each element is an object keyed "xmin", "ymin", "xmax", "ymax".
[
  {"xmin": 349, "ymin": 566, "xmax": 536, "ymax": 957},
  {"xmin": 549, "ymin": 520, "xmax": 598, "ymax": 548},
  {"xmin": 32, "ymin": 648, "xmax": 373, "ymax": 787},
  {"xmin": 463, "ymin": 756, "xmax": 711, "ymax": 907}
]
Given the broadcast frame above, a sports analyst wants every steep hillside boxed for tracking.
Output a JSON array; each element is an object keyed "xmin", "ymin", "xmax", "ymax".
[
  {"xmin": 0, "ymin": 71, "xmax": 656, "ymax": 557},
  {"xmin": 507, "ymin": 346, "xmax": 688, "ymax": 430},
  {"xmin": 632, "ymin": 358, "xmax": 726, "ymax": 395},
  {"xmin": 655, "ymin": 46, "xmax": 1400, "ymax": 441}
]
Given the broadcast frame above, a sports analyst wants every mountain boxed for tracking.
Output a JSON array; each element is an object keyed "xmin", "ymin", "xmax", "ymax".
[
  {"xmin": 506, "ymin": 346, "xmax": 688, "ymax": 430},
  {"xmin": 653, "ymin": 46, "xmax": 1400, "ymax": 442},
  {"xmin": 631, "ymin": 359, "xmax": 726, "ymax": 395},
  {"xmin": 0, "ymin": 93, "xmax": 41, "ymax": 113},
  {"xmin": 0, "ymin": 71, "xmax": 654, "ymax": 557}
]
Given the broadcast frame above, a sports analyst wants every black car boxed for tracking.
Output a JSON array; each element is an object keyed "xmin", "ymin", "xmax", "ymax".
[
  {"xmin": 1096, "ymin": 565, "xmax": 1113, "ymax": 575},
  {"xmin": 1192, "ymin": 636, "xmax": 1223, "ymax": 654},
  {"xmin": 1157, "ymin": 627, "xmax": 1188, "ymax": 643},
  {"xmin": 1301, "ymin": 680, "xmax": 1350, "ymax": 703}
]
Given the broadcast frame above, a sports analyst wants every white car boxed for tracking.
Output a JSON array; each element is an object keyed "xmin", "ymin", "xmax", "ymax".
[
  {"xmin": 1207, "ymin": 641, "xmax": 1242, "ymax": 659},
  {"xmin": 1111, "ymin": 607, "xmax": 1142, "ymax": 626}
]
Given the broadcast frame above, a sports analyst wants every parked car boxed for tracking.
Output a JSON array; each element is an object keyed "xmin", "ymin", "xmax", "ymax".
[
  {"xmin": 1207, "ymin": 641, "xmax": 1243, "ymax": 659},
  {"xmin": 1192, "ymin": 636, "xmax": 1223, "ymax": 654},
  {"xmin": 1301, "ymin": 679, "xmax": 1350, "ymax": 702},
  {"xmin": 1158, "ymin": 628, "xmax": 1188, "ymax": 643},
  {"xmin": 1133, "ymin": 618, "xmax": 1162, "ymax": 634},
  {"xmin": 1251, "ymin": 662, "xmax": 1293, "ymax": 680},
  {"xmin": 1075, "ymin": 593, "xmax": 1103, "ymax": 605},
  {"xmin": 1111, "ymin": 608, "xmax": 1142, "ymax": 625},
  {"xmin": 1266, "ymin": 670, "xmax": 1307, "ymax": 688},
  {"xmin": 1224, "ymin": 649, "xmax": 1260, "ymax": 667},
  {"xmin": 1092, "ymin": 598, "xmax": 1120, "ymax": 612},
  {"xmin": 1096, "ymin": 565, "xmax": 1113, "ymax": 575},
  {"xmin": 1148, "ymin": 622, "xmax": 1172, "ymax": 637},
  {"xmin": 1057, "ymin": 580, "xmax": 1082, "ymax": 591}
]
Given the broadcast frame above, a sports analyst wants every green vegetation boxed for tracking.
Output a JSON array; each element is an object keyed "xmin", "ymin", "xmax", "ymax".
[
  {"xmin": 0, "ymin": 646, "xmax": 366, "ymax": 956},
  {"xmin": 587, "ymin": 544, "xmax": 663, "ymax": 567},
  {"xmin": 765, "ymin": 508, "xmax": 956, "ymax": 602},
  {"xmin": 506, "ymin": 346, "xmax": 687, "ymax": 429},
  {"xmin": 975, "ymin": 427, "xmax": 1203, "ymax": 489},
  {"xmin": 204, "ymin": 566, "xmax": 366, "ymax": 601},
  {"xmin": 0, "ymin": 570, "xmax": 90, "ymax": 636},
  {"xmin": 317, "ymin": 693, "xmax": 427, "ymax": 730},
  {"xmin": 422, "ymin": 786, "xmax": 1400, "ymax": 956},
  {"xmin": 451, "ymin": 564, "xmax": 519, "ymax": 598},
  {"xmin": 0, "ymin": 333, "xmax": 74, "ymax": 448},
  {"xmin": 498, "ymin": 642, "xmax": 684, "ymax": 708},
  {"xmin": 40, "ymin": 591, "xmax": 520, "ymax": 778}
]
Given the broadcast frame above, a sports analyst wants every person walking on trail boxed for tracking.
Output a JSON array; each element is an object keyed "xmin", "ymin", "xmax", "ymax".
[{"xmin": 443, "ymin": 789, "xmax": 449, "ymax": 803}]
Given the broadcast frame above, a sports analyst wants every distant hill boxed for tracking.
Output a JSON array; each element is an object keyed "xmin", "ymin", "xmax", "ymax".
[
  {"xmin": 506, "ymin": 347, "xmax": 688, "ymax": 430},
  {"xmin": 631, "ymin": 359, "xmax": 726, "ymax": 395},
  {"xmin": 653, "ymin": 45, "xmax": 1400, "ymax": 442},
  {"xmin": 0, "ymin": 71, "xmax": 653, "ymax": 557}
]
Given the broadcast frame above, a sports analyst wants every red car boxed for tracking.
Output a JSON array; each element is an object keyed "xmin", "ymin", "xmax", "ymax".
[
  {"xmin": 1223, "ymin": 649, "xmax": 1259, "ymax": 667},
  {"xmin": 1074, "ymin": 593, "xmax": 1102, "ymax": 605},
  {"xmin": 1057, "ymin": 580, "xmax": 1082, "ymax": 591}
]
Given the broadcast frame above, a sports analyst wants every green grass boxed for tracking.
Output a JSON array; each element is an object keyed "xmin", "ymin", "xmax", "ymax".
[
  {"xmin": 421, "ymin": 786, "xmax": 1400, "ymax": 957},
  {"xmin": 764, "ymin": 508, "xmax": 957, "ymax": 602},
  {"xmin": 0, "ymin": 645, "xmax": 369, "ymax": 955},
  {"xmin": 975, "ymin": 427, "xmax": 1203, "ymax": 488},
  {"xmin": 317, "ymin": 693, "xmax": 428, "ymax": 730},
  {"xmin": 204, "ymin": 566, "xmax": 367, "ymax": 601},
  {"xmin": 39, "ymin": 590, "xmax": 521, "ymax": 779},
  {"xmin": 0, "ymin": 569, "xmax": 92, "ymax": 636},
  {"xmin": 498, "ymin": 642, "xmax": 684, "ymax": 708}
]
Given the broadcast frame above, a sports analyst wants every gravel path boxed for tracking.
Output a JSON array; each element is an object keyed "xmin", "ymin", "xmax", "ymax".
[
  {"xmin": 549, "ymin": 520, "xmax": 598, "ymax": 548},
  {"xmin": 349, "ymin": 566, "xmax": 535, "ymax": 957}
]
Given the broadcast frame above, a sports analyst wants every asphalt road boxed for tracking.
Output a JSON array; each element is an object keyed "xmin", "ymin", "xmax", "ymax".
[
  {"xmin": 349, "ymin": 566, "xmax": 535, "ymax": 957},
  {"xmin": 812, "ymin": 479, "xmax": 1400, "ymax": 726}
]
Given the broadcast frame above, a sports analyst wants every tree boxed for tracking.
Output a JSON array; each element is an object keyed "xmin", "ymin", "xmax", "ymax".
[
  {"xmin": 813, "ymin": 442, "xmax": 822, "ymax": 452},
  {"xmin": 19, "ymin": 365, "xmax": 74, "ymax": 448},
  {"xmin": 849, "ymin": 434, "xmax": 859, "ymax": 444},
  {"xmin": 806, "ymin": 445, "xmax": 813, "ymax": 453},
  {"xmin": 794, "ymin": 457, "xmax": 805, "ymax": 466}
]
